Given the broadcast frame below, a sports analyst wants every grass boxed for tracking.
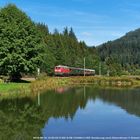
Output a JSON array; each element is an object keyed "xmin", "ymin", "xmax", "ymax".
[
  {"xmin": 0, "ymin": 83, "xmax": 27, "ymax": 91},
  {"xmin": 0, "ymin": 83, "xmax": 30, "ymax": 98},
  {"xmin": 0, "ymin": 75, "xmax": 140, "ymax": 99},
  {"xmin": 30, "ymin": 76, "xmax": 140, "ymax": 95}
]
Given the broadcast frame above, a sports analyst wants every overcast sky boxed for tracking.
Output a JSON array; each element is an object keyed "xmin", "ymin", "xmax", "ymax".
[{"xmin": 1, "ymin": 0, "xmax": 140, "ymax": 46}]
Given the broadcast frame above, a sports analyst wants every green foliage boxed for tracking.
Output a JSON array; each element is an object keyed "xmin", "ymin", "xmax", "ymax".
[
  {"xmin": 1, "ymin": 4, "xmax": 140, "ymax": 78},
  {"xmin": 131, "ymin": 69, "xmax": 140, "ymax": 75},
  {"xmin": 0, "ymin": 4, "xmax": 43, "ymax": 80},
  {"xmin": 37, "ymin": 24, "xmax": 100, "ymax": 75},
  {"xmin": 0, "ymin": 4, "xmax": 100, "ymax": 78},
  {"xmin": 98, "ymin": 28, "xmax": 140, "ymax": 75},
  {"xmin": 105, "ymin": 57, "xmax": 122, "ymax": 76}
]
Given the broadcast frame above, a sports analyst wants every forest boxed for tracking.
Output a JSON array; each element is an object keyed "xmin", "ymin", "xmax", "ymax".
[
  {"xmin": 0, "ymin": 4, "xmax": 140, "ymax": 80},
  {"xmin": 0, "ymin": 4, "xmax": 100, "ymax": 80},
  {"xmin": 98, "ymin": 28, "xmax": 140, "ymax": 76}
]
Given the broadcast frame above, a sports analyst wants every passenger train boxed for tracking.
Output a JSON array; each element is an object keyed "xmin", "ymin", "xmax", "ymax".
[{"xmin": 54, "ymin": 65, "xmax": 95, "ymax": 76}]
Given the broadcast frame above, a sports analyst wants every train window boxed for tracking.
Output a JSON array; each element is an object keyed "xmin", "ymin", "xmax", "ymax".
[{"xmin": 55, "ymin": 67, "xmax": 60, "ymax": 69}]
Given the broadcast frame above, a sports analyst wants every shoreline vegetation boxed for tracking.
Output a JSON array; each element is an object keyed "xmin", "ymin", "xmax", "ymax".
[{"xmin": 0, "ymin": 76, "xmax": 140, "ymax": 99}]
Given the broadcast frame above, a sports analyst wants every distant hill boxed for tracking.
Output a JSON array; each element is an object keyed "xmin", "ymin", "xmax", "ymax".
[{"xmin": 97, "ymin": 28, "xmax": 140, "ymax": 75}]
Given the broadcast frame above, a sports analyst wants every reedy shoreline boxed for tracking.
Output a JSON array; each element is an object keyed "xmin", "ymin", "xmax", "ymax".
[{"xmin": 0, "ymin": 76, "xmax": 140, "ymax": 99}]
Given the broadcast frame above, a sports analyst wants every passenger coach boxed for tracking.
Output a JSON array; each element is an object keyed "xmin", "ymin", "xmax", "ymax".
[{"xmin": 54, "ymin": 65, "xmax": 95, "ymax": 76}]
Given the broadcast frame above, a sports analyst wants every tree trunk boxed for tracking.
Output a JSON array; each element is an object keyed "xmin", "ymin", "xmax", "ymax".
[{"xmin": 10, "ymin": 72, "xmax": 22, "ymax": 82}]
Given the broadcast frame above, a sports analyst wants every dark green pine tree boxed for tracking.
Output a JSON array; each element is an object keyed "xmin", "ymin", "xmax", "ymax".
[
  {"xmin": 69, "ymin": 27, "xmax": 77, "ymax": 41},
  {"xmin": 36, "ymin": 23, "xmax": 49, "ymax": 37},
  {"xmin": 63, "ymin": 27, "xmax": 69, "ymax": 36}
]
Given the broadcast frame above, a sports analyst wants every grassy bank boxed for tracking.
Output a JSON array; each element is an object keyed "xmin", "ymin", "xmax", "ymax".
[
  {"xmin": 30, "ymin": 76, "xmax": 140, "ymax": 95},
  {"xmin": 0, "ymin": 76, "xmax": 140, "ymax": 98},
  {"xmin": 0, "ymin": 83, "xmax": 30, "ymax": 98}
]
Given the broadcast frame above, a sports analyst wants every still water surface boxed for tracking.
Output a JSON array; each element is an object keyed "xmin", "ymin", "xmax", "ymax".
[
  {"xmin": 42, "ymin": 86, "xmax": 140, "ymax": 138},
  {"xmin": 0, "ymin": 86, "xmax": 140, "ymax": 139}
]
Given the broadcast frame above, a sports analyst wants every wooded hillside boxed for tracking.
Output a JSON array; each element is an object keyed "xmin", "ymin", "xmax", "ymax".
[{"xmin": 98, "ymin": 28, "xmax": 140, "ymax": 75}]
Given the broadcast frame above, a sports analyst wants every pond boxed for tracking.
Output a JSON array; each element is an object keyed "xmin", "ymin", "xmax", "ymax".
[{"xmin": 0, "ymin": 86, "xmax": 140, "ymax": 140}]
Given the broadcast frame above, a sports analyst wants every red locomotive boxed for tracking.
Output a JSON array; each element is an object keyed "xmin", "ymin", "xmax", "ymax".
[{"xmin": 54, "ymin": 65, "xmax": 95, "ymax": 76}]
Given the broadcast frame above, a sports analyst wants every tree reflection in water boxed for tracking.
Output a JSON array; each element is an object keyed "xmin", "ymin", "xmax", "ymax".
[{"xmin": 0, "ymin": 86, "xmax": 140, "ymax": 139}]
